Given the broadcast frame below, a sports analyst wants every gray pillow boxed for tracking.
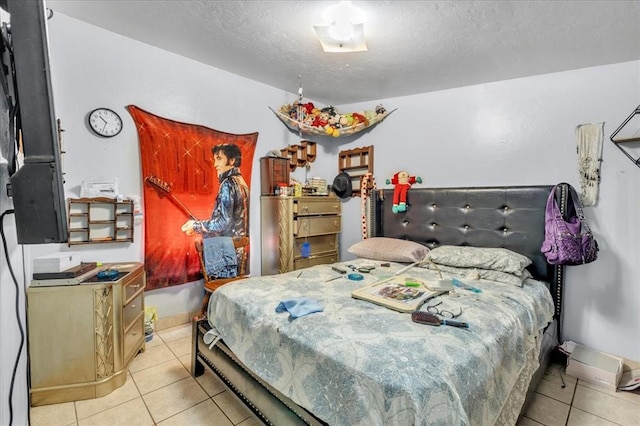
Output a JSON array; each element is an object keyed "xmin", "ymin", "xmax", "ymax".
[
  {"xmin": 348, "ymin": 237, "xmax": 430, "ymax": 263},
  {"xmin": 426, "ymin": 245, "xmax": 532, "ymax": 276},
  {"xmin": 425, "ymin": 263, "xmax": 532, "ymax": 287}
]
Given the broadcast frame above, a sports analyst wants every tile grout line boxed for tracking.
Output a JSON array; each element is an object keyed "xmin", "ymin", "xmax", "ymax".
[
  {"xmin": 127, "ymin": 369, "xmax": 157, "ymax": 425},
  {"xmin": 564, "ymin": 369, "xmax": 578, "ymax": 426},
  {"xmin": 570, "ymin": 380, "xmax": 632, "ymax": 426}
]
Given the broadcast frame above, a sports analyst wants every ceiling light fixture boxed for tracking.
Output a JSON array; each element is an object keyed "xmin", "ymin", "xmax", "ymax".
[{"xmin": 313, "ymin": 1, "xmax": 367, "ymax": 53}]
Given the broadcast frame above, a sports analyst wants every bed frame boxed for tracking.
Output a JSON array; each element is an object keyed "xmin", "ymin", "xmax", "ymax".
[{"xmin": 192, "ymin": 184, "xmax": 568, "ymax": 425}]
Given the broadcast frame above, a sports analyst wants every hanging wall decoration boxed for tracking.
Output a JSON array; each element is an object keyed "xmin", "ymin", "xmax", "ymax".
[
  {"xmin": 575, "ymin": 122, "xmax": 603, "ymax": 206},
  {"xmin": 127, "ymin": 105, "xmax": 258, "ymax": 290}
]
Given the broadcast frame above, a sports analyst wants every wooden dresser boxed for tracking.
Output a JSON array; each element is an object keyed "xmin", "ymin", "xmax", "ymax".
[
  {"xmin": 27, "ymin": 262, "xmax": 145, "ymax": 406},
  {"xmin": 261, "ymin": 195, "xmax": 341, "ymax": 275}
]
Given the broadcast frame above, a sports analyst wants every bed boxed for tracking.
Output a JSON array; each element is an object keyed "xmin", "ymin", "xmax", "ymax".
[{"xmin": 192, "ymin": 184, "xmax": 568, "ymax": 425}]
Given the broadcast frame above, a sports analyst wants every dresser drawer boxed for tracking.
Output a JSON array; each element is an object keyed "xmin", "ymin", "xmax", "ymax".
[
  {"xmin": 123, "ymin": 293, "xmax": 143, "ymax": 329},
  {"xmin": 294, "ymin": 252, "xmax": 338, "ymax": 270},
  {"xmin": 123, "ymin": 271, "xmax": 145, "ymax": 306},
  {"xmin": 294, "ymin": 216, "xmax": 341, "ymax": 237},
  {"xmin": 293, "ymin": 198, "xmax": 340, "ymax": 216},
  {"xmin": 123, "ymin": 314, "xmax": 144, "ymax": 364},
  {"xmin": 294, "ymin": 234, "xmax": 337, "ymax": 258}
]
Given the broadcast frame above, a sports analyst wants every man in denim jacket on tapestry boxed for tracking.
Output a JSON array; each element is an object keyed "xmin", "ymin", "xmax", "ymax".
[{"xmin": 181, "ymin": 143, "xmax": 249, "ymax": 277}]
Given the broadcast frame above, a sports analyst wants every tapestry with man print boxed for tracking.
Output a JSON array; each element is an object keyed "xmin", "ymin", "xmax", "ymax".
[{"xmin": 127, "ymin": 105, "xmax": 257, "ymax": 290}]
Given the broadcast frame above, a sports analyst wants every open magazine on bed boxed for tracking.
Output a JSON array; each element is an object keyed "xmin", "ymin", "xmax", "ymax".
[{"xmin": 351, "ymin": 274, "xmax": 446, "ymax": 312}]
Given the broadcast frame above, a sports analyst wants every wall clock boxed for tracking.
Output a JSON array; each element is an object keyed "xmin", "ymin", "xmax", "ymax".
[{"xmin": 88, "ymin": 107, "xmax": 123, "ymax": 137}]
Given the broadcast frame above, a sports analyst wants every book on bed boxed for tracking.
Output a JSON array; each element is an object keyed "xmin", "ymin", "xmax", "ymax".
[{"xmin": 351, "ymin": 274, "xmax": 445, "ymax": 313}]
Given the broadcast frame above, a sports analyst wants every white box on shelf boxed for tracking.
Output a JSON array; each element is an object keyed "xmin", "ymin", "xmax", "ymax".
[
  {"xmin": 80, "ymin": 177, "xmax": 119, "ymax": 198},
  {"xmin": 566, "ymin": 344, "xmax": 623, "ymax": 392},
  {"xmin": 33, "ymin": 254, "xmax": 81, "ymax": 274}
]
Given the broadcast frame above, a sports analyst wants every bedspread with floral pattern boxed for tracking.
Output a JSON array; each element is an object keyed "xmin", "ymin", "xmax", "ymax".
[{"xmin": 208, "ymin": 259, "xmax": 554, "ymax": 426}]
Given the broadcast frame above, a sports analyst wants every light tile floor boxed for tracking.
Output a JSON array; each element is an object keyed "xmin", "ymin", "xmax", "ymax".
[
  {"xmin": 31, "ymin": 322, "xmax": 640, "ymax": 426},
  {"xmin": 30, "ymin": 323, "xmax": 262, "ymax": 426},
  {"xmin": 518, "ymin": 362, "xmax": 640, "ymax": 426}
]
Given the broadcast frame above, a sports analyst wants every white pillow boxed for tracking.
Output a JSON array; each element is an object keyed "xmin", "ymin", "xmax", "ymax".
[{"xmin": 348, "ymin": 237, "xmax": 430, "ymax": 263}]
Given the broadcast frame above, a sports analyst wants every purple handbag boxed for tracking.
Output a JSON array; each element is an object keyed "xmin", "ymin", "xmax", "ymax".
[{"xmin": 541, "ymin": 184, "xmax": 598, "ymax": 265}]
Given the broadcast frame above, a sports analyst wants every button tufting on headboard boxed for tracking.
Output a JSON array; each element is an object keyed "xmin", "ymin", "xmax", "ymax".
[{"xmin": 371, "ymin": 184, "xmax": 569, "ymax": 340}]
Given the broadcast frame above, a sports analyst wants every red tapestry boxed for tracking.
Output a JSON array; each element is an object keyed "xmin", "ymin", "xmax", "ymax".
[{"xmin": 127, "ymin": 105, "xmax": 258, "ymax": 290}]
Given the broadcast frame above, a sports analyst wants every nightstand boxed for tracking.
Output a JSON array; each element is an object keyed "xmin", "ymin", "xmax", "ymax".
[{"xmin": 28, "ymin": 262, "xmax": 145, "ymax": 406}]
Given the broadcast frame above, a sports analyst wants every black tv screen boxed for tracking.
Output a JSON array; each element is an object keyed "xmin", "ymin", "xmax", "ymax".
[{"xmin": 2, "ymin": 0, "xmax": 67, "ymax": 244}]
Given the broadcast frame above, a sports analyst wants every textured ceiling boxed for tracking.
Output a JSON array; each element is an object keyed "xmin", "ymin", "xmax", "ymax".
[{"xmin": 47, "ymin": 0, "xmax": 640, "ymax": 105}]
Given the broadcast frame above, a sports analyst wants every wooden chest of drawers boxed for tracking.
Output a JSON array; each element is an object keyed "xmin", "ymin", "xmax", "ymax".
[
  {"xmin": 28, "ymin": 263, "xmax": 145, "ymax": 406},
  {"xmin": 261, "ymin": 196, "xmax": 341, "ymax": 275}
]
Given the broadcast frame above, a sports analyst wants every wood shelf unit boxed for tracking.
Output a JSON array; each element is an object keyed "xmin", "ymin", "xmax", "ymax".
[
  {"xmin": 280, "ymin": 141, "xmax": 317, "ymax": 171},
  {"xmin": 67, "ymin": 198, "xmax": 134, "ymax": 245},
  {"xmin": 338, "ymin": 146, "xmax": 374, "ymax": 197}
]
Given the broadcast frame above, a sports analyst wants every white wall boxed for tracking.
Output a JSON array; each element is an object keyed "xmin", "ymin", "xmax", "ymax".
[
  {"xmin": 32, "ymin": 12, "xmax": 338, "ymax": 319},
  {"xmin": 0, "ymin": 13, "xmax": 337, "ymax": 425},
  {"xmin": 2, "ymin": 11, "xmax": 638, "ymax": 425},
  {"xmin": 337, "ymin": 61, "xmax": 640, "ymax": 362}
]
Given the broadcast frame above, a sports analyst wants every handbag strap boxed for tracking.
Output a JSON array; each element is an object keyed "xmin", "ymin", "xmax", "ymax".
[
  {"xmin": 546, "ymin": 184, "xmax": 570, "ymax": 233},
  {"xmin": 547, "ymin": 183, "xmax": 593, "ymax": 235},
  {"xmin": 566, "ymin": 184, "xmax": 593, "ymax": 234}
]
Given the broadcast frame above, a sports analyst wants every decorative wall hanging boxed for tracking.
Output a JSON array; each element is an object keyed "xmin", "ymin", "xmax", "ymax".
[
  {"xmin": 575, "ymin": 122, "xmax": 603, "ymax": 206},
  {"xmin": 610, "ymin": 104, "xmax": 640, "ymax": 169},
  {"xmin": 127, "ymin": 105, "xmax": 258, "ymax": 290}
]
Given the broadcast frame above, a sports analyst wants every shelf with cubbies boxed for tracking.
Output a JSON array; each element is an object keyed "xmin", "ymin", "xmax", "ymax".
[
  {"xmin": 338, "ymin": 146, "xmax": 374, "ymax": 197},
  {"xmin": 67, "ymin": 197, "xmax": 134, "ymax": 245},
  {"xmin": 280, "ymin": 140, "xmax": 317, "ymax": 171}
]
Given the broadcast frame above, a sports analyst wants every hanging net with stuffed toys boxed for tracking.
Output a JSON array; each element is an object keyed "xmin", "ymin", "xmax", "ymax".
[{"xmin": 269, "ymin": 79, "xmax": 396, "ymax": 138}]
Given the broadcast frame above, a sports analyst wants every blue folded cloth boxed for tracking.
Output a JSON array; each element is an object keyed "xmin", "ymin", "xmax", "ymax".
[
  {"xmin": 275, "ymin": 298, "xmax": 324, "ymax": 319},
  {"xmin": 203, "ymin": 236, "xmax": 237, "ymax": 278}
]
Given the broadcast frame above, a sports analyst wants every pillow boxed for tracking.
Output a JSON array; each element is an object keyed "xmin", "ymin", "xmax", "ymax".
[
  {"xmin": 348, "ymin": 237, "xmax": 430, "ymax": 263},
  {"xmin": 426, "ymin": 245, "xmax": 532, "ymax": 276},
  {"xmin": 426, "ymin": 263, "xmax": 532, "ymax": 287}
]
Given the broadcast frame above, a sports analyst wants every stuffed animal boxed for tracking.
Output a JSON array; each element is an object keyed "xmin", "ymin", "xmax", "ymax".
[
  {"xmin": 375, "ymin": 104, "xmax": 387, "ymax": 115},
  {"xmin": 352, "ymin": 112, "xmax": 368, "ymax": 126},
  {"xmin": 312, "ymin": 112, "xmax": 329, "ymax": 128},
  {"xmin": 386, "ymin": 171, "xmax": 423, "ymax": 213}
]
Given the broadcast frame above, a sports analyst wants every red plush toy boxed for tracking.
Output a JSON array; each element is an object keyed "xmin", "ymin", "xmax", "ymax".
[{"xmin": 386, "ymin": 171, "xmax": 423, "ymax": 213}]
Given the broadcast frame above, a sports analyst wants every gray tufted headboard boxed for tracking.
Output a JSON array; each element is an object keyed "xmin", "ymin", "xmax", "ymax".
[{"xmin": 372, "ymin": 185, "xmax": 567, "ymax": 324}]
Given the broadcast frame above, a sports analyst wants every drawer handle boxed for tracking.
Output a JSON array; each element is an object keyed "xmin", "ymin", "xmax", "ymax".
[
  {"xmin": 131, "ymin": 304, "xmax": 136, "ymax": 309},
  {"xmin": 130, "ymin": 284, "xmax": 140, "ymax": 288}
]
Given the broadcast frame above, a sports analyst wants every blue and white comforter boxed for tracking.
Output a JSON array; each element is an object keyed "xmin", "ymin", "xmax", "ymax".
[{"xmin": 208, "ymin": 259, "xmax": 554, "ymax": 426}]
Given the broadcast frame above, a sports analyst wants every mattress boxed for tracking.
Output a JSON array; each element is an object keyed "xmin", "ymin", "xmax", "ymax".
[{"xmin": 207, "ymin": 259, "xmax": 554, "ymax": 425}]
